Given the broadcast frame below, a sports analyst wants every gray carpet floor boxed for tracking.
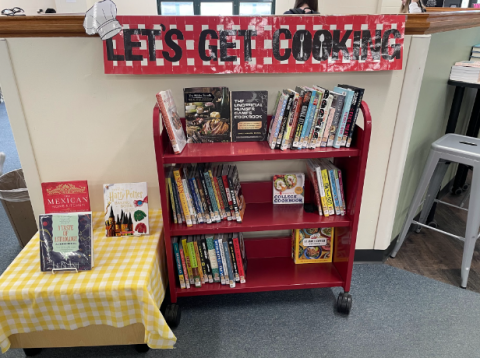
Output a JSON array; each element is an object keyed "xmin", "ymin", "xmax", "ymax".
[{"xmin": 1, "ymin": 103, "xmax": 480, "ymax": 358}]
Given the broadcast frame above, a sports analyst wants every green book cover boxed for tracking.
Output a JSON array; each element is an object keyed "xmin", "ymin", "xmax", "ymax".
[
  {"xmin": 172, "ymin": 238, "xmax": 185, "ymax": 289},
  {"xmin": 187, "ymin": 237, "xmax": 201, "ymax": 287},
  {"xmin": 206, "ymin": 235, "xmax": 220, "ymax": 282}
]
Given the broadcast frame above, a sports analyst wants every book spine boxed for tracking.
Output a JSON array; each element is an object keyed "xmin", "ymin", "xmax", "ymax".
[
  {"xmin": 167, "ymin": 177, "xmax": 178, "ymax": 224},
  {"xmin": 214, "ymin": 239, "xmax": 226, "ymax": 284},
  {"xmin": 183, "ymin": 178, "xmax": 197, "ymax": 225},
  {"xmin": 321, "ymin": 107, "xmax": 336, "ymax": 148},
  {"xmin": 305, "ymin": 92, "xmax": 322, "ymax": 148},
  {"xmin": 270, "ymin": 96, "xmax": 288, "ymax": 149},
  {"xmin": 306, "ymin": 162, "xmax": 323, "ymax": 216},
  {"xmin": 328, "ymin": 169, "xmax": 341, "ymax": 215},
  {"xmin": 327, "ymin": 95, "xmax": 345, "ymax": 147},
  {"xmin": 285, "ymin": 95, "xmax": 304, "ymax": 150},
  {"xmin": 228, "ymin": 238, "xmax": 240, "ymax": 282},
  {"xmin": 276, "ymin": 95, "xmax": 293, "ymax": 149},
  {"xmin": 316, "ymin": 95, "xmax": 333, "ymax": 148},
  {"xmin": 300, "ymin": 91, "xmax": 316, "ymax": 148},
  {"xmin": 192, "ymin": 177, "xmax": 207, "ymax": 223},
  {"xmin": 172, "ymin": 179, "xmax": 184, "ymax": 223},
  {"xmin": 223, "ymin": 240, "xmax": 236, "ymax": 288},
  {"xmin": 174, "ymin": 170, "xmax": 192, "ymax": 226},
  {"xmin": 228, "ymin": 175, "xmax": 242, "ymax": 223},
  {"xmin": 181, "ymin": 239, "xmax": 194, "ymax": 284},
  {"xmin": 346, "ymin": 90, "xmax": 364, "ymax": 148},
  {"xmin": 315, "ymin": 165, "xmax": 329, "ymax": 217},
  {"xmin": 201, "ymin": 238, "xmax": 213, "ymax": 283},
  {"xmin": 179, "ymin": 246, "xmax": 191, "ymax": 288},
  {"xmin": 204, "ymin": 171, "xmax": 221, "ymax": 222},
  {"xmin": 267, "ymin": 91, "xmax": 282, "ymax": 143},
  {"xmin": 292, "ymin": 94, "xmax": 310, "ymax": 148},
  {"xmin": 216, "ymin": 176, "xmax": 232, "ymax": 221},
  {"xmin": 172, "ymin": 241, "xmax": 186, "ymax": 289},
  {"xmin": 206, "ymin": 236, "xmax": 220, "ymax": 282},
  {"xmin": 188, "ymin": 178, "xmax": 203, "ymax": 224},
  {"xmin": 187, "ymin": 241, "xmax": 202, "ymax": 287},
  {"xmin": 195, "ymin": 176, "xmax": 211, "ymax": 224},
  {"xmin": 193, "ymin": 240, "xmax": 205, "ymax": 284},
  {"xmin": 199, "ymin": 172, "xmax": 215, "ymax": 222},
  {"xmin": 309, "ymin": 90, "xmax": 326, "ymax": 148},
  {"xmin": 280, "ymin": 95, "xmax": 299, "ymax": 150},
  {"xmin": 342, "ymin": 90, "xmax": 358, "ymax": 146},
  {"xmin": 333, "ymin": 169, "xmax": 344, "ymax": 215},
  {"xmin": 156, "ymin": 96, "xmax": 180, "ymax": 154},
  {"xmin": 233, "ymin": 237, "xmax": 246, "ymax": 283},
  {"xmin": 334, "ymin": 91, "xmax": 353, "ymax": 149},
  {"xmin": 222, "ymin": 174, "xmax": 235, "ymax": 218},
  {"xmin": 211, "ymin": 172, "xmax": 226, "ymax": 220},
  {"xmin": 321, "ymin": 167, "xmax": 335, "ymax": 215},
  {"xmin": 218, "ymin": 238, "xmax": 230, "ymax": 284},
  {"xmin": 338, "ymin": 170, "xmax": 347, "ymax": 215}
]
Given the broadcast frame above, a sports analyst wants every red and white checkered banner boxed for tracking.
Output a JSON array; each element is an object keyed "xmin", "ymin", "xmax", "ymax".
[{"xmin": 103, "ymin": 15, "xmax": 405, "ymax": 75}]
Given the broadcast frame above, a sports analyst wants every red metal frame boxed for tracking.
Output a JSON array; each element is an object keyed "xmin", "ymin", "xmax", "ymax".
[{"xmin": 153, "ymin": 102, "xmax": 372, "ymax": 303}]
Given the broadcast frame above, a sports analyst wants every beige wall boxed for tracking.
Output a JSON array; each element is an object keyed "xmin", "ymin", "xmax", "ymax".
[
  {"xmin": 378, "ymin": 0, "xmax": 401, "ymax": 14},
  {"xmin": 0, "ymin": 0, "xmax": 55, "ymax": 14},
  {"xmin": 391, "ymin": 27, "xmax": 480, "ymax": 241},
  {"xmin": 2, "ymin": 34, "xmax": 411, "ymax": 250}
]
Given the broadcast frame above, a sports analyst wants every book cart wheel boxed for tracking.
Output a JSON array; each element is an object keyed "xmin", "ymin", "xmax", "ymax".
[
  {"xmin": 164, "ymin": 303, "xmax": 181, "ymax": 328},
  {"xmin": 336, "ymin": 292, "xmax": 352, "ymax": 314},
  {"xmin": 23, "ymin": 348, "xmax": 42, "ymax": 356},
  {"xmin": 134, "ymin": 344, "xmax": 150, "ymax": 353}
]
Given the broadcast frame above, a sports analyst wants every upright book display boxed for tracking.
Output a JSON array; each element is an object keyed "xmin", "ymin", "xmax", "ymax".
[{"xmin": 153, "ymin": 102, "xmax": 372, "ymax": 326}]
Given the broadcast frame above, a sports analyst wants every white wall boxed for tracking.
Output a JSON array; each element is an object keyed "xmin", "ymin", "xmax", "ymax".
[
  {"xmin": 0, "ymin": 0, "xmax": 55, "ymax": 14},
  {"xmin": 378, "ymin": 0, "xmax": 401, "ymax": 14},
  {"xmin": 1, "ymin": 35, "xmax": 411, "ymax": 250}
]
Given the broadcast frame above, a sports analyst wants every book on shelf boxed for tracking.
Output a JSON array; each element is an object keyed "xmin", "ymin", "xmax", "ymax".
[
  {"xmin": 173, "ymin": 233, "xmax": 247, "ymax": 289},
  {"xmin": 103, "ymin": 182, "xmax": 149, "ymax": 236},
  {"xmin": 156, "ymin": 89, "xmax": 186, "ymax": 155},
  {"xmin": 39, "ymin": 212, "xmax": 93, "ymax": 272},
  {"xmin": 282, "ymin": 89, "xmax": 303, "ymax": 150},
  {"xmin": 41, "ymin": 180, "xmax": 90, "ymax": 214},
  {"xmin": 326, "ymin": 91, "xmax": 346, "ymax": 147},
  {"xmin": 292, "ymin": 228, "xmax": 334, "ymax": 264},
  {"xmin": 273, "ymin": 174, "xmax": 305, "ymax": 205},
  {"xmin": 184, "ymin": 87, "xmax": 231, "ymax": 143},
  {"xmin": 169, "ymin": 164, "xmax": 245, "ymax": 226},
  {"xmin": 333, "ymin": 86, "xmax": 355, "ymax": 149},
  {"xmin": 305, "ymin": 160, "xmax": 323, "ymax": 216},
  {"xmin": 231, "ymin": 90, "xmax": 268, "ymax": 142},
  {"xmin": 338, "ymin": 84, "xmax": 364, "ymax": 148}
]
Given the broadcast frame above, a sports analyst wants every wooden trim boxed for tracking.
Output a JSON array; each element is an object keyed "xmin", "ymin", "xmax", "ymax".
[{"xmin": 1, "ymin": 12, "xmax": 480, "ymax": 37}]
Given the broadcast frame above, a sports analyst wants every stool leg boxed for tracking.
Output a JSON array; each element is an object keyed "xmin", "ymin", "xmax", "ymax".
[
  {"xmin": 391, "ymin": 151, "xmax": 440, "ymax": 258},
  {"xmin": 461, "ymin": 168, "xmax": 480, "ymax": 288},
  {"xmin": 416, "ymin": 160, "xmax": 450, "ymax": 229}
]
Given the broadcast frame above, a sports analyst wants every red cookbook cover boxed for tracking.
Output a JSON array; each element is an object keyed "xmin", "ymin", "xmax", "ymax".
[{"xmin": 41, "ymin": 181, "xmax": 90, "ymax": 213}]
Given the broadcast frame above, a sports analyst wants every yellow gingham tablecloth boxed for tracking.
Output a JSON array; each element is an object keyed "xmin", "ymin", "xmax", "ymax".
[{"xmin": 0, "ymin": 210, "xmax": 176, "ymax": 353}]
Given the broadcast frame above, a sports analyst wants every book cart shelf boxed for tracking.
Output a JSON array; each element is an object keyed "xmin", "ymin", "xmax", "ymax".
[{"xmin": 153, "ymin": 102, "xmax": 372, "ymax": 327}]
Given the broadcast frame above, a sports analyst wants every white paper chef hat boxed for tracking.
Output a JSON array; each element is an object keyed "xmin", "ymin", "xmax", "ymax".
[{"xmin": 84, "ymin": 0, "xmax": 122, "ymax": 40}]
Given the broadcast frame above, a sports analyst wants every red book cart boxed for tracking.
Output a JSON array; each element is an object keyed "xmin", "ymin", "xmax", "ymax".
[{"xmin": 153, "ymin": 102, "xmax": 372, "ymax": 327}]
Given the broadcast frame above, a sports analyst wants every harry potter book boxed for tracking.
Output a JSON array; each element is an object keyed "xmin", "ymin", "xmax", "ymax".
[
  {"xmin": 41, "ymin": 181, "xmax": 90, "ymax": 214},
  {"xmin": 103, "ymin": 182, "xmax": 149, "ymax": 237},
  {"xmin": 39, "ymin": 212, "xmax": 93, "ymax": 272}
]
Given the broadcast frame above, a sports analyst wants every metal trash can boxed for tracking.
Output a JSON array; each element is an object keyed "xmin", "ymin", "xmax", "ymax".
[{"xmin": 0, "ymin": 169, "xmax": 37, "ymax": 247}]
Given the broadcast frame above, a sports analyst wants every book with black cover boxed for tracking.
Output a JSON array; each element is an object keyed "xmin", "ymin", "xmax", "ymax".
[
  {"xmin": 231, "ymin": 91, "xmax": 268, "ymax": 142},
  {"xmin": 39, "ymin": 212, "xmax": 93, "ymax": 272}
]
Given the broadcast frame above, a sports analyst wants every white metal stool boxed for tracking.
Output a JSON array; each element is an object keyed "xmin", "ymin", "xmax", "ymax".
[{"xmin": 391, "ymin": 133, "xmax": 480, "ymax": 288}]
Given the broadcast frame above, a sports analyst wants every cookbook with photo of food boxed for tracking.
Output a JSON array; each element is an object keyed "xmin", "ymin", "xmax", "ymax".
[
  {"xmin": 272, "ymin": 174, "xmax": 305, "ymax": 204},
  {"xmin": 292, "ymin": 228, "xmax": 333, "ymax": 264},
  {"xmin": 184, "ymin": 87, "xmax": 231, "ymax": 143}
]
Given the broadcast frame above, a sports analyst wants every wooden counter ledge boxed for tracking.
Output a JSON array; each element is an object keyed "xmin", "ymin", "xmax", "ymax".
[{"xmin": 0, "ymin": 11, "xmax": 479, "ymax": 37}]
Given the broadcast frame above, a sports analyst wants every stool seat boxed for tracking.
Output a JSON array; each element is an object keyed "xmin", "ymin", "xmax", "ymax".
[
  {"xmin": 432, "ymin": 133, "xmax": 480, "ymax": 160},
  {"xmin": 391, "ymin": 133, "xmax": 480, "ymax": 289}
]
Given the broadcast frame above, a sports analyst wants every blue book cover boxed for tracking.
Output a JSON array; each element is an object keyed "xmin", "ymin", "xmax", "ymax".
[
  {"xmin": 172, "ymin": 239, "xmax": 186, "ymax": 289},
  {"xmin": 214, "ymin": 238, "xmax": 225, "ymax": 284},
  {"xmin": 203, "ymin": 171, "xmax": 221, "ymax": 222},
  {"xmin": 333, "ymin": 86, "xmax": 355, "ymax": 148},
  {"xmin": 187, "ymin": 177, "xmax": 203, "ymax": 223},
  {"xmin": 223, "ymin": 240, "xmax": 236, "ymax": 288},
  {"xmin": 328, "ymin": 168, "xmax": 340, "ymax": 215},
  {"xmin": 300, "ymin": 88, "xmax": 317, "ymax": 148}
]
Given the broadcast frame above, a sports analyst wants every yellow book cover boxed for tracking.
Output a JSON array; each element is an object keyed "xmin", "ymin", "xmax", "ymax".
[
  {"xmin": 193, "ymin": 240, "xmax": 205, "ymax": 284},
  {"xmin": 293, "ymin": 228, "xmax": 334, "ymax": 264},
  {"xmin": 321, "ymin": 167, "xmax": 335, "ymax": 215},
  {"xmin": 181, "ymin": 237, "xmax": 194, "ymax": 284},
  {"xmin": 209, "ymin": 170, "xmax": 225, "ymax": 219},
  {"xmin": 173, "ymin": 169, "xmax": 192, "ymax": 226}
]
